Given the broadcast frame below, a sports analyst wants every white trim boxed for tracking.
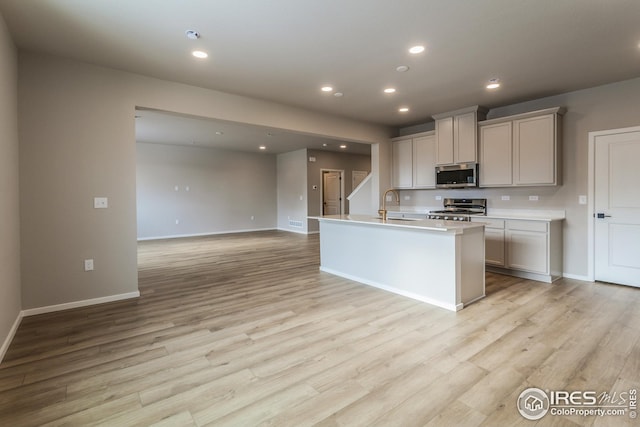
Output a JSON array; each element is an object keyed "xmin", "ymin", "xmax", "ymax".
[
  {"xmin": 319, "ymin": 266, "xmax": 462, "ymax": 312},
  {"xmin": 277, "ymin": 227, "xmax": 310, "ymax": 235},
  {"xmin": 21, "ymin": 292, "xmax": 140, "ymax": 317},
  {"xmin": 587, "ymin": 125, "xmax": 640, "ymax": 283},
  {"xmin": 561, "ymin": 272, "xmax": 593, "ymax": 282},
  {"xmin": 137, "ymin": 227, "xmax": 276, "ymax": 241},
  {"xmin": 0, "ymin": 312, "xmax": 23, "ymax": 363}
]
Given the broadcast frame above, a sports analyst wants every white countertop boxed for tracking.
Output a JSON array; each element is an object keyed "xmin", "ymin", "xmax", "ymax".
[
  {"xmin": 385, "ymin": 207, "xmax": 566, "ymax": 222},
  {"xmin": 316, "ymin": 214, "xmax": 484, "ymax": 233}
]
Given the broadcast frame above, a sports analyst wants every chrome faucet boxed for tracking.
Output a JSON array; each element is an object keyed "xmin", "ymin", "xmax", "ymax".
[{"xmin": 378, "ymin": 188, "xmax": 399, "ymax": 221}]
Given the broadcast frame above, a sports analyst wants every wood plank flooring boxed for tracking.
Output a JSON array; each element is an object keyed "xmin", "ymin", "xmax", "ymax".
[{"xmin": 1, "ymin": 230, "xmax": 639, "ymax": 426}]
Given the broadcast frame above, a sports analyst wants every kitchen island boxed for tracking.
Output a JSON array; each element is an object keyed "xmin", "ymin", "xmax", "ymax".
[{"xmin": 316, "ymin": 215, "xmax": 485, "ymax": 311}]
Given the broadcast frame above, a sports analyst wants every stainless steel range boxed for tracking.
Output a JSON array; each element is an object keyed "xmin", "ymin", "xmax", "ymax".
[{"xmin": 428, "ymin": 198, "xmax": 487, "ymax": 221}]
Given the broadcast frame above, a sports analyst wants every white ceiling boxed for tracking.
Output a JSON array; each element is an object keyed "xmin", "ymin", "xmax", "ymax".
[
  {"xmin": 135, "ymin": 109, "xmax": 371, "ymax": 155},
  {"xmin": 2, "ymin": 0, "xmax": 640, "ymax": 151}
]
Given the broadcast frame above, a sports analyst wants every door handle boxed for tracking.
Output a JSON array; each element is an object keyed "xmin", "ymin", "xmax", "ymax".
[{"xmin": 595, "ymin": 213, "xmax": 612, "ymax": 218}]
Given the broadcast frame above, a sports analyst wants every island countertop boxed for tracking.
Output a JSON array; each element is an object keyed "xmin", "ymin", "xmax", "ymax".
[
  {"xmin": 316, "ymin": 214, "xmax": 486, "ymax": 311},
  {"xmin": 316, "ymin": 214, "xmax": 485, "ymax": 234}
]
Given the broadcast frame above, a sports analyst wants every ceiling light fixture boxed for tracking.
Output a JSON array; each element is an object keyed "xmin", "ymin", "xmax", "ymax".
[
  {"xmin": 185, "ymin": 30, "xmax": 200, "ymax": 40},
  {"xmin": 321, "ymin": 86, "xmax": 333, "ymax": 92},
  {"xmin": 384, "ymin": 88, "xmax": 396, "ymax": 94},
  {"xmin": 486, "ymin": 78, "xmax": 501, "ymax": 89},
  {"xmin": 259, "ymin": 145, "xmax": 267, "ymax": 150},
  {"xmin": 340, "ymin": 144, "xmax": 347, "ymax": 149},
  {"xmin": 396, "ymin": 65, "xmax": 410, "ymax": 72},
  {"xmin": 192, "ymin": 50, "xmax": 208, "ymax": 59},
  {"xmin": 398, "ymin": 107, "xmax": 410, "ymax": 113},
  {"xmin": 409, "ymin": 45, "xmax": 425, "ymax": 54},
  {"xmin": 215, "ymin": 131, "xmax": 223, "ymax": 135}
]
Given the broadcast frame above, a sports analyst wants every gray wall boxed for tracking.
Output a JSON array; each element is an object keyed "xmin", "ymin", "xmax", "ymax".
[
  {"xmin": 306, "ymin": 149, "xmax": 371, "ymax": 232},
  {"xmin": 395, "ymin": 77, "xmax": 640, "ymax": 279},
  {"xmin": 0, "ymin": 12, "xmax": 21, "ymax": 357},
  {"xmin": 136, "ymin": 142, "xmax": 277, "ymax": 239},
  {"xmin": 277, "ymin": 149, "xmax": 308, "ymax": 233},
  {"xmin": 17, "ymin": 51, "xmax": 390, "ymax": 311}
]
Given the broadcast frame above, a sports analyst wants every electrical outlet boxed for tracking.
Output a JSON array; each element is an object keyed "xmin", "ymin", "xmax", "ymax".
[
  {"xmin": 93, "ymin": 197, "xmax": 108, "ymax": 208},
  {"xmin": 435, "ymin": 195, "xmax": 442, "ymax": 201},
  {"xmin": 501, "ymin": 195, "xmax": 510, "ymax": 201},
  {"xmin": 404, "ymin": 195, "xmax": 411, "ymax": 201},
  {"xmin": 84, "ymin": 259, "xmax": 94, "ymax": 271},
  {"xmin": 529, "ymin": 195, "xmax": 539, "ymax": 201}
]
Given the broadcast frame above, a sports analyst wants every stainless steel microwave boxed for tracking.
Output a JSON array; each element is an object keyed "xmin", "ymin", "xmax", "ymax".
[{"xmin": 435, "ymin": 163, "xmax": 478, "ymax": 188}]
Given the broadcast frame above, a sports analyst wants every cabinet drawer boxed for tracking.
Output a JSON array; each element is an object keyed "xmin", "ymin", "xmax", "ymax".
[
  {"xmin": 507, "ymin": 220, "xmax": 548, "ymax": 233},
  {"xmin": 472, "ymin": 218, "xmax": 505, "ymax": 229}
]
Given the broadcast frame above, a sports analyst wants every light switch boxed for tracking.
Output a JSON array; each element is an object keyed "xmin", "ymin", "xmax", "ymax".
[
  {"xmin": 579, "ymin": 195, "xmax": 587, "ymax": 205},
  {"xmin": 94, "ymin": 197, "xmax": 108, "ymax": 208},
  {"xmin": 501, "ymin": 195, "xmax": 510, "ymax": 201}
]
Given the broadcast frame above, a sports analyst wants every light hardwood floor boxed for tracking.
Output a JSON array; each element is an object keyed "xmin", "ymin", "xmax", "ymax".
[{"xmin": 1, "ymin": 231, "xmax": 639, "ymax": 426}]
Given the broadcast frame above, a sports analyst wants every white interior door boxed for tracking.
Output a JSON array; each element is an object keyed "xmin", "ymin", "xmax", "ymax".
[
  {"xmin": 323, "ymin": 171, "xmax": 342, "ymax": 215},
  {"xmin": 594, "ymin": 129, "xmax": 640, "ymax": 287}
]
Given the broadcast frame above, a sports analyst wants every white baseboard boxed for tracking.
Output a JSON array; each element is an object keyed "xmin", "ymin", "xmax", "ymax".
[
  {"xmin": 21, "ymin": 291, "xmax": 140, "ymax": 317},
  {"xmin": 561, "ymin": 273, "xmax": 593, "ymax": 282},
  {"xmin": 0, "ymin": 312, "xmax": 23, "ymax": 364},
  {"xmin": 277, "ymin": 227, "xmax": 309, "ymax": 235},
  {"xmin": 138, "ymin": 228, "xmax": 276, "ymax": 241}
]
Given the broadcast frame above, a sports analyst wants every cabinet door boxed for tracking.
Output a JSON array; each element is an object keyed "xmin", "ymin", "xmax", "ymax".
[
  {"xmin": 485, "ymin": 227, "xmax": 506, "ymax": 266},
  {"xmin": 391, "ymin": 139, "xmax": 413, "ymax": 188},
  {"xmin": 455, "ymin": 111, "xmax": 478, "ymax": 163},
  {"xmin": 413, "ymin": 135, "xmax": 436, "ymax": 188},
  {"xmin": 435, "ymin": 117, "xmax": 454, "ymax": 165},
  {"xmin": 513, "ymin": 114, "xmax": 556, "ymax": 185},
  {"xmin": 479, "ymin": 122, "xmax": 513, "ymax": 186},
  {"xmin": 506, "ymin": 230, "xmax": 548, "ymax": 274}
]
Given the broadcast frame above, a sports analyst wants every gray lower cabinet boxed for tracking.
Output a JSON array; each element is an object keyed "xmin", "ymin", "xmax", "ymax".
[{"xmin": 472, "ymin": 216, "xmax": 563, "ymax": 283}]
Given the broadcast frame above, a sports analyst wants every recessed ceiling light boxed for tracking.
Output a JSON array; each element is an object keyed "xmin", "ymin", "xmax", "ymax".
[
  {"xmin": 409, "ymin": 45, "xmax": 425, "ymax": 54},
  {"xmin": 334, "ymin": 92, "xmax": 343, "ymax": 97},
  {"xmin": 321, "ymin": 86, "xmax": 333, "ymax": 92},
  {"xmin": 396, "ymin": 65, "xmax": 410, "ymax": 72},
  {"xmin": 192, "ymin": 50, "xmax": 208, "ymax": 59},
  {"xmin": 340, "ymin": 144, "xmax": 347, "ymax": 149},
  {"xmin": 384, "ymin": 88, "xmax": 396, "ymax": 94},
  {"xmin": 398, "ymin": 107, "xmax": 410, "ymax": 113},
  {"xmin": 259, "ymin": 145, "xmax": 267, "ymax": 150},
  {"xmin": 322, "ymin": 143, "xmax": 328, "ymax": 147},
  {"xmin": 185, "ymin": 30, "xmax": 200, "ymax": 40},
  {"xmin": 486, "ymin": 78, "xmax": 501, "ymax": 89},
  {"xmin": 215, "ymin": 131, "xmax": 223, "ymax": 135}
]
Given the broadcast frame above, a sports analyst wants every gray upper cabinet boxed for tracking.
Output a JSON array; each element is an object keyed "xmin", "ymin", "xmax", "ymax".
[
  {"xmin": 433, "ymin": 106, "xmax": 487, "ymax": 165},
  {"xmin": 479, "ymin": 107, "xmax": 565, "ymax": 187},
  {"xmin": 391, "ymin": 137, "xmax": 413, "ymax": 189},
  {"xmin": 391, "ymin": 131, "xmax": 436, "ymax": 189}
]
